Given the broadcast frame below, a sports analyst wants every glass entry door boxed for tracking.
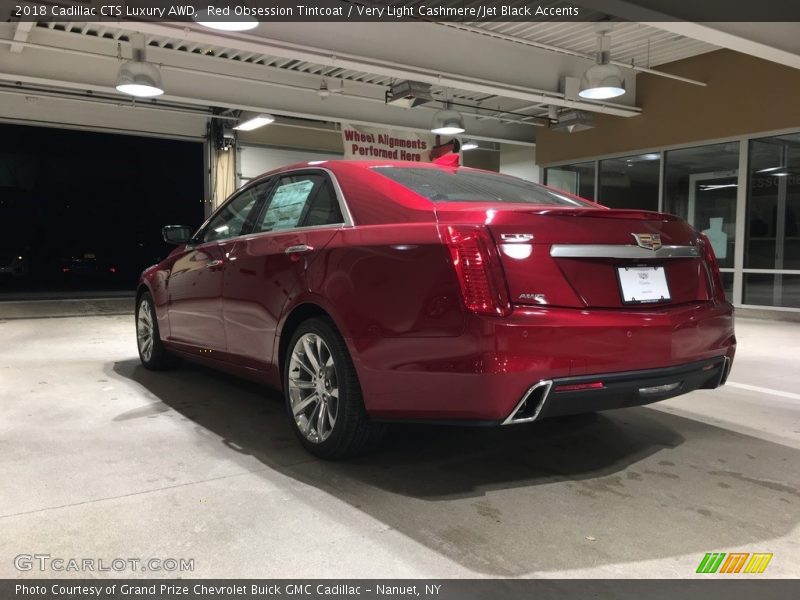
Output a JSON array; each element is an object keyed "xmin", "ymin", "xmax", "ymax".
[{"xmin": 687, "ymin": 170, "xmax": 738, "ymax": 271}]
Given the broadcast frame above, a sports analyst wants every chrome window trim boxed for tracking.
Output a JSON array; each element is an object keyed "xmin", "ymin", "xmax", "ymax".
[
  {"xmin": 263, "ymin": 166, "xmax": 355, "ymax": 228},
  {"xmin": 190, "ymin": 178, "xmax": 274, "ymax": 246},
  {"xmin": 187, "ymin": 166, "xmax": 355, "ymax": 248},
  {"xmin": 316, "ymin": 167, "xmax": 355, "ymax": 227},
  {"xmin": 550, "ymin": 244, "xmax": 699, "ymax": 259}
]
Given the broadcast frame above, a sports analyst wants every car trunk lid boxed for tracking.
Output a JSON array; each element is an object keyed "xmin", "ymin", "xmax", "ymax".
[{"xmin": 437, "ymin": 206, "xmax": 710, "ymax": 309}]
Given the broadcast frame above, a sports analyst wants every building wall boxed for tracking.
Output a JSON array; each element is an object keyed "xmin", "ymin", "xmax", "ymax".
[
  {"xmin": 499, "ymin": 144, "xmax": 538, "ymax": 182},
  {"xmin": 537, "ymin": 49, "xmax": 800, "ymax": 165},
  {"xmin": 463, "ymin": 148, "xmax": 500, "ymax": 171}
]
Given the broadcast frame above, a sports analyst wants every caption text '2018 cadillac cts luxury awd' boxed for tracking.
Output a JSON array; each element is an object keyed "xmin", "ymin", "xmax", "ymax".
[{"xmin": 136, "ymin": 161, "xmax": 735, "ymax": 458}]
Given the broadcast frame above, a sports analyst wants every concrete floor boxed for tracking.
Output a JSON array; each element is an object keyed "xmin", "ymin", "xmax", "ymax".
[{"xmin": 1, "ymin": 312, "xmax": 798, "ymax": 578}]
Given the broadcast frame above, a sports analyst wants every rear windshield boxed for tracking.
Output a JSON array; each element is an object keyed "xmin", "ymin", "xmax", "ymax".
[{"xmin": 373, "ymin": 166, "xmax": 595, "ymax": 207}]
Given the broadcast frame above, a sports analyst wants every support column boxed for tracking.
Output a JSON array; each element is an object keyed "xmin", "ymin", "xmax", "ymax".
[{"xmin": 210, "ymin": 147, "xmax": 236, "ymax": 211}]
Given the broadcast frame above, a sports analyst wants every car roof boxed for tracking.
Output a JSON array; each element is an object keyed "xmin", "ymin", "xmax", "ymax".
[{"xmin": 253, "ymin": 159, "xmax": 472, "ymax": 180}]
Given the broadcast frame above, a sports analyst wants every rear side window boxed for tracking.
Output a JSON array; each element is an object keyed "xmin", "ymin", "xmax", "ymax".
[
  {"xmin": 253, "ymin": 173, "xmax": 343, "ymax": 233},
  {"xmin": 373, "ymin": 167, "xmax": 595, "ymax": 207}
]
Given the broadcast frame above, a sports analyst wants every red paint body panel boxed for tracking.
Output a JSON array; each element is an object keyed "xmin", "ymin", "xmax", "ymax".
[
  {"xmin": 138, "ymin": 160, "xmax": 736, "ymax": 423},
  {"xmin": 351, "ymin": 302, "xmax": 735, "ymax": 420}
]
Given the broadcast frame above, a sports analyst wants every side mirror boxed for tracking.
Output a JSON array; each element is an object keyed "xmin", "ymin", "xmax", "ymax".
[{"xmin": 162, "ymin": 225, "xmax": 193, "ymax": 245}]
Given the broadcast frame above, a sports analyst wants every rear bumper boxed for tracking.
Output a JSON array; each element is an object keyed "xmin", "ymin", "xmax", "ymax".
[
  {"xmin": 351, "ymin": 301, "xmax": 736, "ymax": 422},
  {"xmin": 504, "ymin": 355, "xmax": 730, "ymax": 425}
]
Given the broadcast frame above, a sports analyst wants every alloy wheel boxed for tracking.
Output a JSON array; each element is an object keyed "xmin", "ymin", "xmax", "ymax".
[
  {"xmin": 288, "ymin": 333, "xmax": 339, "ymax": 443},
  {"xmin": 137, "ymin": 299, "xmax": 154, "ymax": 362}
]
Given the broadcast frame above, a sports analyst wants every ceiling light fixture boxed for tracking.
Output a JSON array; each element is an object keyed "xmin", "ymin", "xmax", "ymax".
[
  {"xmin": 386, "ymin": 80, "xmax": 433, "ymax": 108},
  {"xmin": 431, "ymin": 89, "xmax": 465, "ymax": 135},
  {"xmin": 550, "ymin": 110, "xmax": 594, "ymax": 133},
  {"xmin": 193, "ymin": 9, "xmax": 259, "ymax": 31},
  {"xmin": 461, "ymin": 139, "xmax": 479, "ymax": 151},
  {"xmin": 116, "ymin": 34, "xmax": 164, "ymax": 98},
  {"xmin": 579, "ymin": 27, "xmax": 626, "ymax": 100},
  {"xmin": 318, "ymin": 79, "xmax": 331, "ymax": 99},
  {"xmin": 431, "ymin": 109, "xmax": 465, "ymax": 135},
  {"xmin": 234, "ymin": 113, "xmax": 276, "ymax": 131}
]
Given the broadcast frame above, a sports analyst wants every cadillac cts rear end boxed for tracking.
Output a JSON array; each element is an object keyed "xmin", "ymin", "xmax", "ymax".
[
  {"xmin": 355, "ymin": 167, "xmax": 735, "ymax": 426},
  {"xmin": 137, "ymin": 161, "xmax": 734, "ymax": 458}
]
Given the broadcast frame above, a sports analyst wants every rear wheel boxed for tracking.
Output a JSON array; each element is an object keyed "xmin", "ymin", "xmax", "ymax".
[
  {"xmin": 284, "ymin": 317, "xmax": 385, "ymax": 459},
  {"xmin": 136, "ymin": 291, "xmax": 178, "ymax": 370}
]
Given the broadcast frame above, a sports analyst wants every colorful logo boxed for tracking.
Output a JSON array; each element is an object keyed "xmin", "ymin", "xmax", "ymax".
[{"xmin": 696, "ymin": 552, "xmax": 773, "ymax": 574}]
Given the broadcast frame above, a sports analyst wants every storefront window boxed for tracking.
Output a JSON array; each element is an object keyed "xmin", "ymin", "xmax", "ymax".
[
  {"xmin": 598, "ymin": 153, "xmax": 660, "ymax": 211},
  {"xmin": 664, "ymin": 142, "xmax": 739, "ymax": 269},
  {"xmin": 744, "ymin": 274, "xmax": 800, "ymax": 308},
  {"xmin": 544, "ymin": 161, "xmax": 595, "ymax": 200},
  {"xmin": 542, "ymin": 130, "xmax": 800, "ymax": 310},
  {"xmin": 746, "ymin": 133, "xmax": 800, "ymax": 270}
]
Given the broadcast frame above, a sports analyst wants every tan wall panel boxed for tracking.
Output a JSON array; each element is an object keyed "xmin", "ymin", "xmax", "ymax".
[
  {"xmin": 537, "ymin": 50, "xmax": 800, "ymax": 165},
  {"xmin": 238, "ymin": 124, "xmax": 343, "ymax": 153},
  {"xmin": 211, "ymin": 148, "xmax": 236, "ymax": 210}
]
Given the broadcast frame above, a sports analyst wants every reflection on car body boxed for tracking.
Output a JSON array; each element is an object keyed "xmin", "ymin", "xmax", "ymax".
[{"xmin": 136, "ymin": 161, "xmax": 735, "ymax": 458}]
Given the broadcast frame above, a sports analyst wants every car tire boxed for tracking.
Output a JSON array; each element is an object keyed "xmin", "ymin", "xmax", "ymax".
[
  {"xmin": 284, "ymin": 317, "xmax": 385, "ymax": 459},
  {"xmin": 136, "ymin": 291, "xmax": 178, "ymax": 371}
]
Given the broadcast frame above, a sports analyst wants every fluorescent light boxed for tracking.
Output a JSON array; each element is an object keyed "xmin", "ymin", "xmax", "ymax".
[
  {"xmin": 193, "ymin": 10, "xmax": 258, "ymax": 31},
  {"xmin": 578, "ymin": 83, "xmax": 625, "ymax": 100},
  {"xmin": 234, "ymin": 114, "xmax": 275, "ymax": 131},
  {"xmin": 116, "ymin": 82, "xmax": 163, "ymax": 98},
  {"xmin": 116, "ymin": 35, "xmax": 164, "ymax": 98},
  {"xmin": 757, "ymin": 165, "xmax": 786, "ymax": 173},
  {"xmin": 579, "ymin": 31, "xmax": 626, "ymax": 100},
  {"xmin": 431, "ymin": 109, "xmax": 465, "ymax": 135},
  {"xmin": 700, "ymin": 184, "xmax": 738, "ymax": 191}
]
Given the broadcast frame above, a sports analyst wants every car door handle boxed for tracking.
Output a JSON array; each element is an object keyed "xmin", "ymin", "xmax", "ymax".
[
  {"xmin": 284, "ymin": 244, "xmax": 314, "ymax": 255},
  {"xmin": 206, "ymin": 259, "xmax": 224, "ymax": 270}
]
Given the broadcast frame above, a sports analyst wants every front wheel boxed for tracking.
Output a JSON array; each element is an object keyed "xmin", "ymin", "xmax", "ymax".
[
  {"xmin": 136, "ymin": 291, "xmax": 178, "ymax": 370},
  {"xmin": 284, "ymin": 317, "xmax": 385, "ymax": 459}
]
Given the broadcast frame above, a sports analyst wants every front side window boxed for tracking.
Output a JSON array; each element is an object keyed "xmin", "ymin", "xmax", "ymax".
[
  {"xmin": 202, "ymin": 182, "xmax": 269, "ymax": 243},
  {"xmin": 253, "ymin": 173, "xmax": 343, "ymax": 233},
  {"xmin": 373, "ymin": 167, "xmax": 595, "ymax": 207}
]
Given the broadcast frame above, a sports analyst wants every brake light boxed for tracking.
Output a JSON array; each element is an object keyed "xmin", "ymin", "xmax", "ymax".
[
  {"xmin": 699, "ymin": 233, "xmax": 726, "ymax": 302},
  {"xmin": 440, "ymin": 225, "xmax": 511, "ymax": 316}
]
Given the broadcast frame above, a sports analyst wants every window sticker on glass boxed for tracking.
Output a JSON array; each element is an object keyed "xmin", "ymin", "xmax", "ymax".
[{"xmin": 262, "ymin": 180, "xmax": 315, "ymax": 231}]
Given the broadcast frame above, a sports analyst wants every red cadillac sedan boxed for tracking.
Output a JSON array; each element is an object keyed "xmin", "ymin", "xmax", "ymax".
[{"xmin": 136, "ymin": 160, "xmax": 735, "ymax": 458}]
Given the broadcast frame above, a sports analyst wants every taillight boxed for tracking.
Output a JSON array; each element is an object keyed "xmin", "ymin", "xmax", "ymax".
[
  {"xmin": 440, "ymin": 224, "xmax": 511, "ymax": 316},
  {"xmin": 699, "ymin": 233, "xmax": 726, "ymax": 302}
]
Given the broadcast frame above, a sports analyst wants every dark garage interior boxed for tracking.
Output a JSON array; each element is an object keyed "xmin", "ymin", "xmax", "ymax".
[{"xmin": 0, "ymin": 124, "xmax": 203, "ymax": 297}]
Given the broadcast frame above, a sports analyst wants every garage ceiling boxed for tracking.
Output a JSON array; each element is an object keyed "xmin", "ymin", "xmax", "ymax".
[{"xmin": 0, "ymin": 2, "xmax": 797, "ymax": 144}]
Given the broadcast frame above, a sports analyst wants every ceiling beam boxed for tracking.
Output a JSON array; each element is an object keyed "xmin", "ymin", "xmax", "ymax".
[
  {"xmin": 577, "ymin": 0, "xmax": 800, "ymax": 70},
  {"xmin": 107, "ymin": 21, "xmax": 642, "ymax": 118},
  {"xmin": 10, "ymin": 21, "xmax": 33, "ymax": 53},
  {"xmin": 642, "ymin": 22, "xmax": 800, "ymax": 70}
]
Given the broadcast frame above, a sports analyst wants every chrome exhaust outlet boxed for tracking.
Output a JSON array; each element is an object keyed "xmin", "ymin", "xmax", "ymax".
[
  {"xmin": 717, "ymin": 356, "xmax": 731, "ymax": 387},
  {"xmin": 502, "ymin": 380, "xmax": 553, "ymax": 425}
]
